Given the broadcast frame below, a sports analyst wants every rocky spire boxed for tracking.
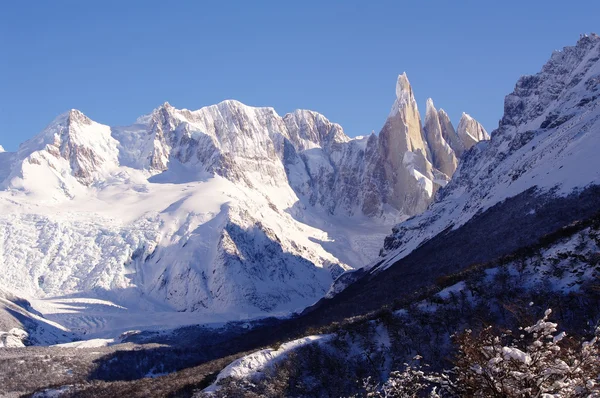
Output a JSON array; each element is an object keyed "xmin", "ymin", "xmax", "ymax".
[
  {"xmin": 438, "ymin": 108, "xmax": 465, "ymax": 158},
  {"xmin": 377, "ymin": 73, "xmax": 436, "ymax": 215},
  {"xmin": 457, "ymin": 113, "xmax": 490, "ymax": 150},
  {"xmin": 387, "ymin": 73, "xmax": 431, "ymax": 157},
  {"xmin": 424, "ymin": 99, "xmax": 458, "ymax": 178},
  {"xmin": 12, "ymin": 108, "xmax": 119, "ymax": 188}
]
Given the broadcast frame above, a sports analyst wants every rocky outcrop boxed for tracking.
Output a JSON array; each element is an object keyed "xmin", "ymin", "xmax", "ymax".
[{"xmin": 366, "ymin": 74, "xmax": 488, "ymax": 216}]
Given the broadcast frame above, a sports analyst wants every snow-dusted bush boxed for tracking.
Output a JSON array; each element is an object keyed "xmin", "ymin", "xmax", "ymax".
[
  {"xmin": 362, "ymin": 309, "xmax": 600, "ymax": 397},
  {"xmin": 358, "ymin": 356, "xmax": 439, "ymax": 398}
]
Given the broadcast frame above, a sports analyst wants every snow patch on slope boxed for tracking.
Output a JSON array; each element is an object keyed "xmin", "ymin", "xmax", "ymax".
[{"xmin": 204, "ymin": 334, "xmax": 333, "ymax": 393}]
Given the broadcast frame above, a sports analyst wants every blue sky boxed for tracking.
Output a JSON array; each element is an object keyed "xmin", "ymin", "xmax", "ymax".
[{"xmin": 1, "ymin": 1, "xmax": 598, "ymax": 151}]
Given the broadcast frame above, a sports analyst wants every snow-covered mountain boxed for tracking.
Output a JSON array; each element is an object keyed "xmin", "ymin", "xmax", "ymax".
[
  {"xmin": 0, "ymin": 74, "xmax": 486, "ymax": 335},
  {"xmin": 322, "ymin": 34, "xmax": 600, "ymax": 311},
  {"xmin": 379, "ymin": 33, "xmax": 600, "ymax": 268}
]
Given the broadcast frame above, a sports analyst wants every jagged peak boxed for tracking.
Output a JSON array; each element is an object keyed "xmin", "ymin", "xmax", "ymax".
[
  {"xmin": 283, "ymin": 108, "xmax": 350, "ymax": 145},
  {"xmin": 67, "ymin": 108, "xmax": 84, "ymax": 117},
  {"xmin": 286, "ymin": 108, "xmax": 324, "ymax": 118},
  {"xmin": 209, "ymin": 99, "xmax": 276, "ymax": 115},
  {"xmin": 31, "ymin": 109, "xmax": 95, "ymax": 141},
  {"xmin": 284, "ymin": 108, "xmax": 340, "ymax": 128},
  {"xmin": 389, "ymin": 73, "xmax": 418, "ymax": 118},
  {"xmin": 181, "ymin": 99, "xmax": 279, "ymax": 120},
  {"xmin": 395, "ymin": 72, "xmax": 412, "ymax": 99},
  {"xmin": 500, "ymin": 34, "xmax": 600, "ymax": 129},
  {"xmin": 459, "ymin": 112, "xmax": 473, "ymax": 122},
  {"xmin": 576, "ymin": 32, "xmax": 600, "ymax": 47},
  {"xmin": 152, "ymin": 101, "xmax": 176, "ymax": 116},
  {"xmin": 150, "ymin": 99, "xmax": 279, "ymax": 119},
  {"xmin": 543, "ymin": 33, "xmax": 600, "ymax": 76},
  {"xmin": 437, "ymin": 109, "xmax": 454, "ymax": 124},
  {"xmin": 135, "ymin": 102, "xmax": 174, "ymax": 125},
  {"xmin": 548, "ymin": 33, "xmax": 600, "ymax": 60},
  {"xmin": 66, "ymin": 109, "xmax": 92, "ymax": 126},
  {"xmin": 0, "ymin": 145, "xmax": 4, "ymax": 153},
  {"xmin": 425, "ymin": 98, "xmax": 437, "ymax": 119},
  {"xmin": 48, "ymin": 109, "xmax": 86, "ymax": 126},
  {"xmin": 457, "ymin": 112, "xmax": 485, "ymax": 132}
]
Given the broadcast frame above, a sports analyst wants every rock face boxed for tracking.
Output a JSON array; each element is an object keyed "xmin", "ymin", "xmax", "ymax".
[{"xmin": 0, "ymin": 74, "xmax": 487, "ymax": 321}]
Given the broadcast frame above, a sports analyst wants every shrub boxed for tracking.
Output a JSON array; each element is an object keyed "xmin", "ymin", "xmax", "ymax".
[{"xmin": 360, "ymin": 309, "xmax": 600, "ymax": 397}]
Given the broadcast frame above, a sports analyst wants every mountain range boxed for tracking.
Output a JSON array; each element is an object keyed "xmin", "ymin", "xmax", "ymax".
[{"xmin": 0, "ymin": 72, "xmax": 487, "ymax": 343}]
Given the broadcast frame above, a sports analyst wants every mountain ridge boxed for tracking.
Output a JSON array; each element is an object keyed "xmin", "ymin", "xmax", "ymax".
[{"xmin": 0, "ymin": 73, "xmax": 488, "ymax": 340}]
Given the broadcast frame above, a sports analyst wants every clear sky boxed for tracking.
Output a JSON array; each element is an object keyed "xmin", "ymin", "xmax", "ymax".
[{"xmin": 1, "ymin": 0, "xmax": 599, "ymax": 151}]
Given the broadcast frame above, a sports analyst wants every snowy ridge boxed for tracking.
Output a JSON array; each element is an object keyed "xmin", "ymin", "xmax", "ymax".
[
  {"xmin": 204, "ymin": 334, "xmax": 333, "ymax": 393},
  {"xmin": 376, "ymin": 33, "xmax": 600, "ymax": 272}
]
